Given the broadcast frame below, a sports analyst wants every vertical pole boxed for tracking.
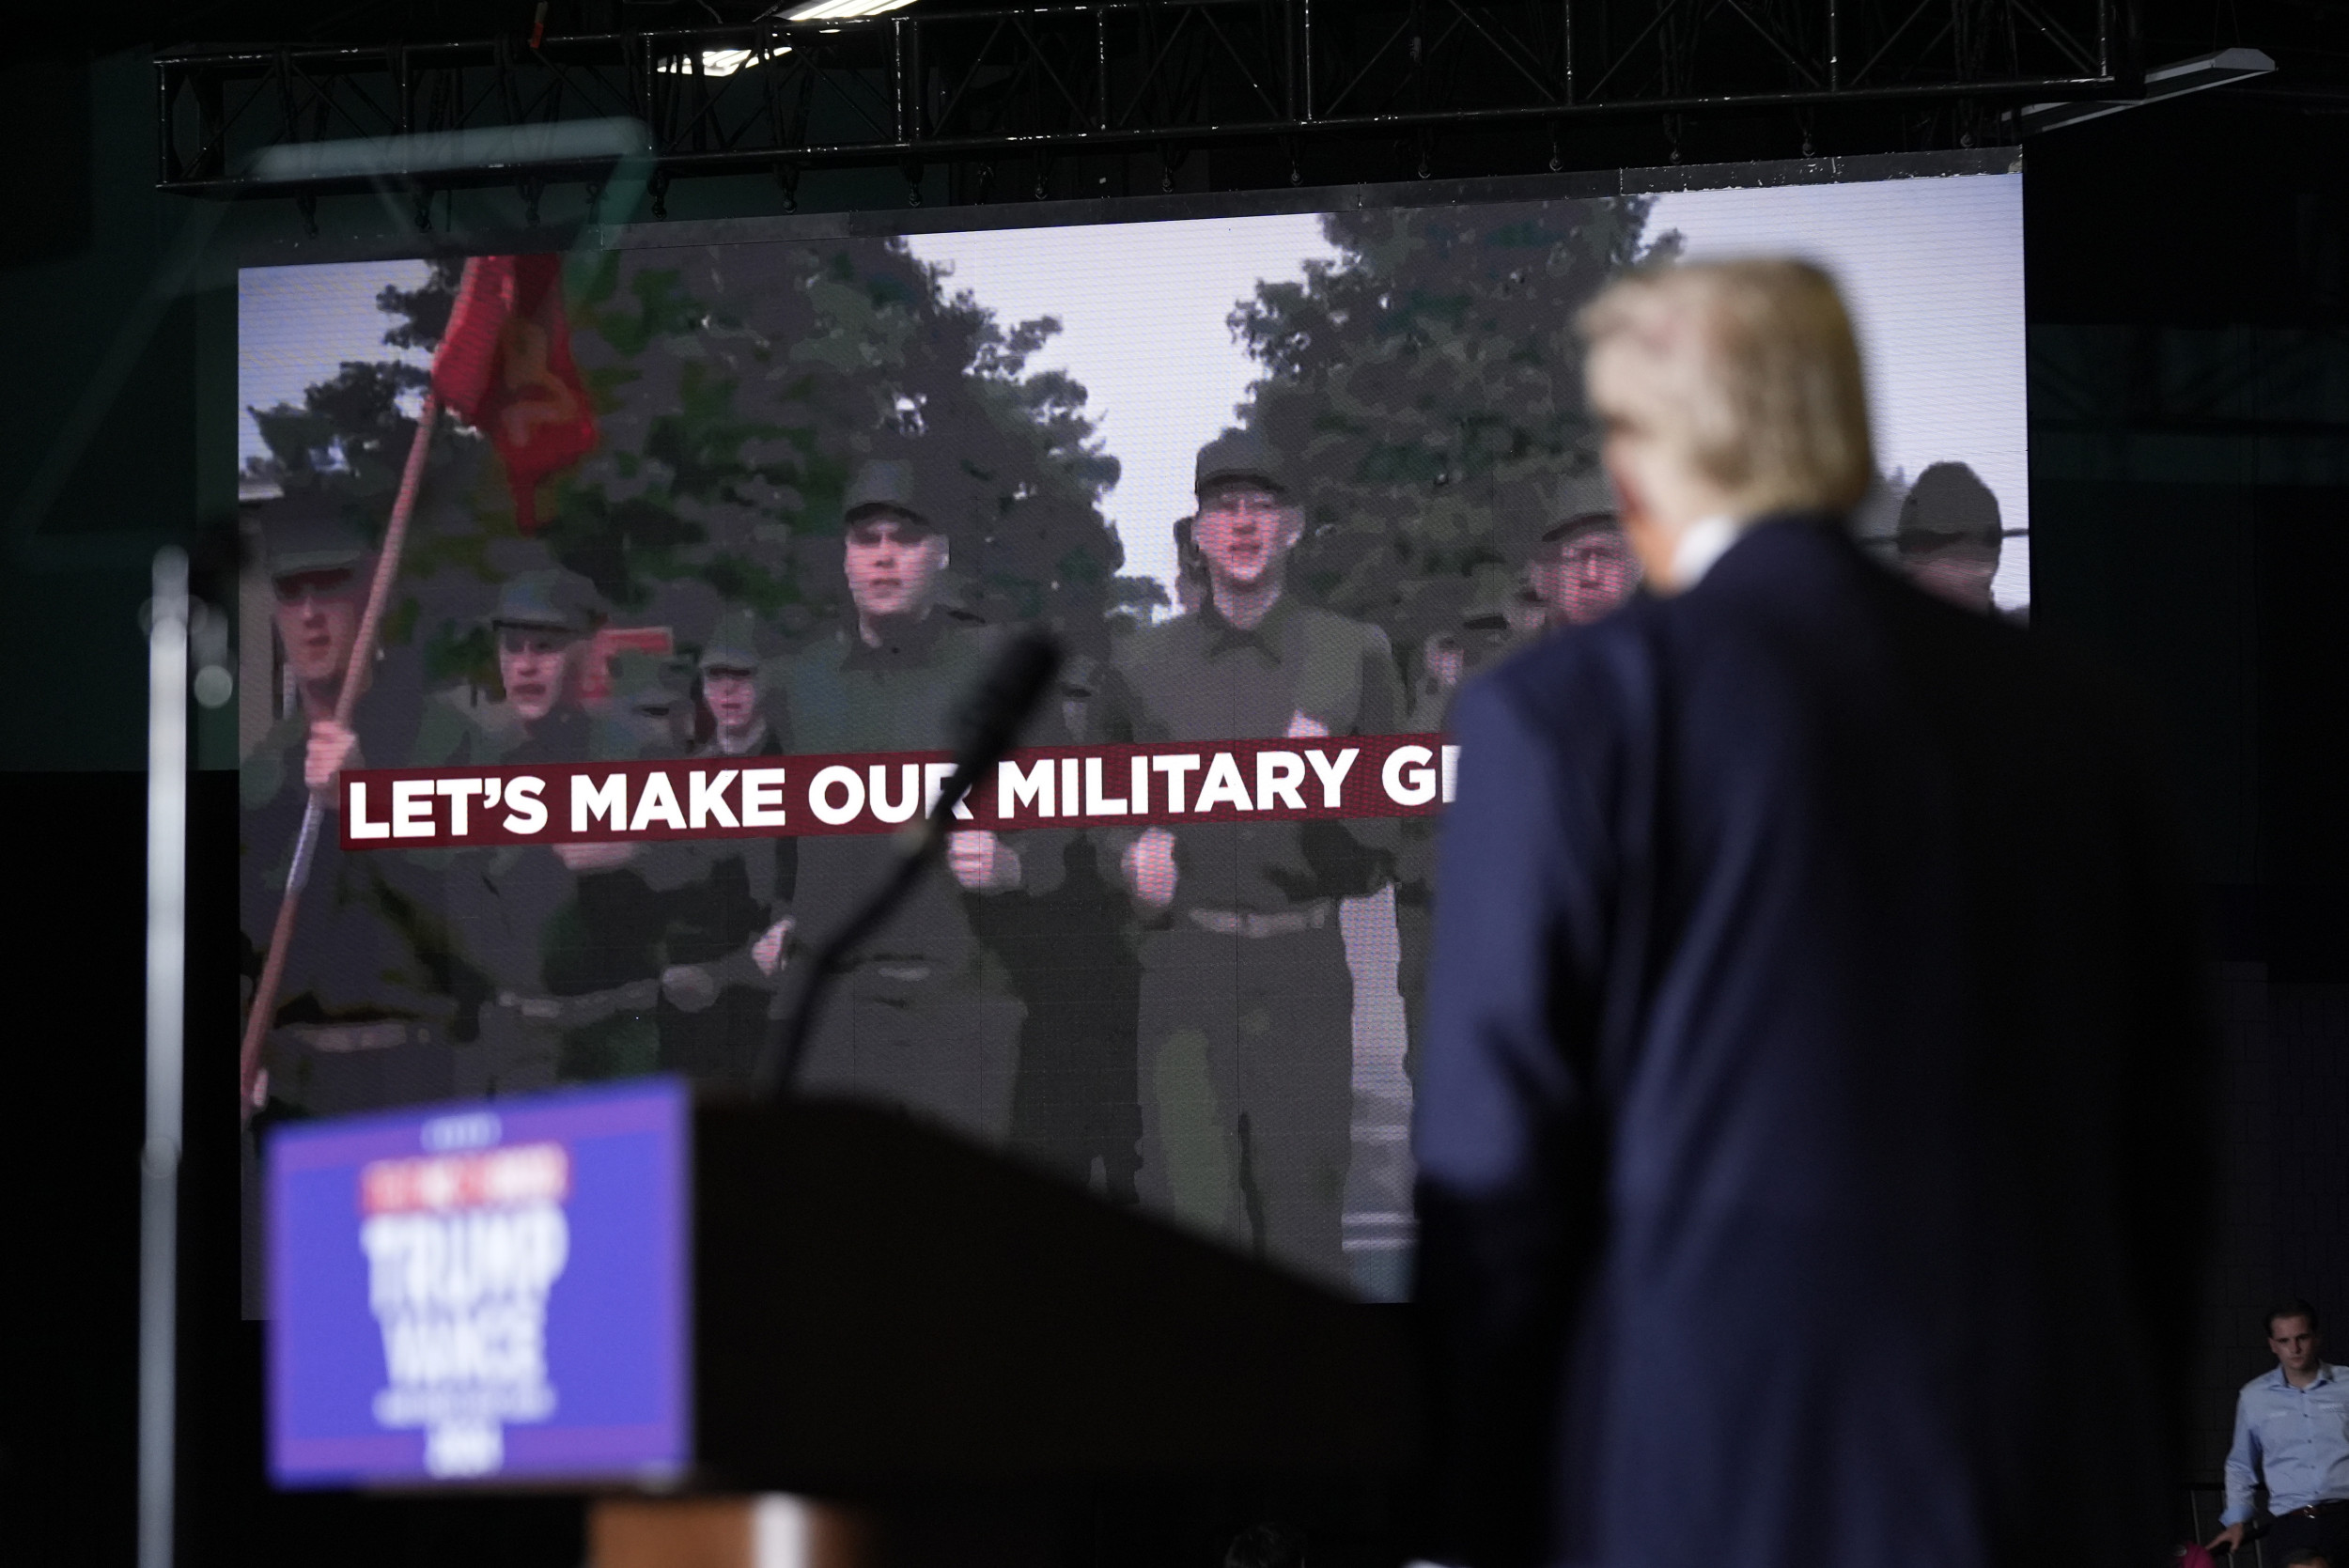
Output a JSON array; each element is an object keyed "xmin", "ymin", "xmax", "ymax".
[
  {"xmin": 1828, "ymin": 0, "xmax": 1840, "ymax": 89},
  {"xmin": 893, "ymin": 16, "xmax": 907, "ymax": 146},
  {"xmin": 1283, "ymin": 0, "xmax": 1296, "ymax": 123},
  {"xmin": 1302, "ymin": 0, "xmax": 1316, "ymax": 123},
  {"xmin": 156, "ymin": 60, "xmax": 176, "ymax": 184},
  {"xmin": 140, "ymin": 549, "xmax": 191, "ymax": 1568}
]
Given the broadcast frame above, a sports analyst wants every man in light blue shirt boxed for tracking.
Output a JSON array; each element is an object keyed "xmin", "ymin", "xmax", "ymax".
[{"xmin": 2212, "ymin": 1300, "xmax": 2349, "ymax": 1560}]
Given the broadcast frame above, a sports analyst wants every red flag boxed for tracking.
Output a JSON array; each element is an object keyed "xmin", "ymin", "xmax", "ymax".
[{"xmin": 430, "ymin": 255, "xmax": 598, "ymax": 535}]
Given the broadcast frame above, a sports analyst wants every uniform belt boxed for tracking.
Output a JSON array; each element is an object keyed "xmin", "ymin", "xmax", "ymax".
[
  {"xmin": 2285, "ymin": 1499, "xmax": 2349, "ymax": 1518},
  {"xmin": 1188, "ymin": 900, "xmax": 1333, "ymax": 939},
  {"xmin": 276, "ymin": 1020, "xmax": 434, "ymax": 1054},
  {"xmin": 496, "ymin": 979, "xmax": 661, "ymax": 1028}
]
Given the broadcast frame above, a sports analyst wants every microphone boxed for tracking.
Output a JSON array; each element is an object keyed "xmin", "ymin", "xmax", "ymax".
[
  {"xmin": 755, "ymin": 629, "xmax": 1065, "ymax": 1099},
  {"xmin": 922, "ymin": 629, "xmax": 1066, "ymax": 849}
]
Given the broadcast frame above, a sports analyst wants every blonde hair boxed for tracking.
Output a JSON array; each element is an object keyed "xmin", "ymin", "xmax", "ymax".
[{"xmin": 1577, "ymin": 257, "xmax": 1875, "ymax": 516}]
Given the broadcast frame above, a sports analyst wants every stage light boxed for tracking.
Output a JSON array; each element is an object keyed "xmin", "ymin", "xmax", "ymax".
[
  {"xmin": 656, "ymin": 45, "xmax": 789, "ymax": 77},
  {"xmin": 786, "ymin": 0, "xmax": 917, "ymax": 21},
  {"xmin": 249, "ymin": 118, "xmax": 652, "ymax": 184},
  {"xmin": 2020, "ymin": 46, "xmax": 2273, "ymax": 133}
]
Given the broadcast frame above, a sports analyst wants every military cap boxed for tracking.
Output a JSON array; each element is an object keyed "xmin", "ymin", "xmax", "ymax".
[
  {"xmin": 1540, "ymin": 472, "xmax": 1621, "ymax": 543},
  {"xmin": 1896, "ymin": 461, "xmax": 2001, "ymax": 557},
  {"xmin": 260, "ymin": 492, "xmax": 371, "ymax": 581},
  {"xmin": 698, "ymin": 609, "xmax": 762, "ymax": 674},
  {"xmin": 490, "ymin": 568, "xmax": 597, "ymax": 634},
  {"xmin": 1194, "ymin": 431, "xmax": 1293, "ymax": 497},
  {"xmin": 843, "ymin": 458, "xmax": 934, "ymax": 528}
]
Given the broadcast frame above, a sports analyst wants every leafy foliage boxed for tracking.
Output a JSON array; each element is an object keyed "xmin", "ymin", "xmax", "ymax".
[
  {"xmin": 1231, "ymin": 200, "xmax": 1673, "ymax": 665},
  {"xmin": 248, "ymin": 241, "xmax": 1153, "ymax": 693}
]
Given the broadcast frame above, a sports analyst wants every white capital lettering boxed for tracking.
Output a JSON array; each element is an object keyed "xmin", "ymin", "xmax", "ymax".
[
  {"xmin": 925, "ymin": 762, "xmax": 974, "ymax": 820},
  {"xmin": 1195, "ymin": 753, "xmax": 1253, "ymax": 813},
  {"xmin": 502, "ymin": 777, "xmax": 547, "ymax": 834},
  {"xmin": 998, "ymin": 757, "xmax": 1054, "ymax": 818},
  {"xmin": 740, "ymin": 768, "xmax": 789, "ymax": 828},
  {"xmin": 348, "ymin": 780, "xmax": 390, "ymax": 840},
  {"xmin": 434, "ymin": 778, "xmax": 486, "ymax": 836},
  {"xmin": 1382, "ymin": 745, "xmax": 1437, "ymax": 806},
  {"xmin": 1150, "ymin": 753, "xmax": 1202, "ymax": 813},
  {"xmin": 808, "ymin": 765, "xmax": 865, "ymax": 826},
  {"xmin": 690, "ymin": 769, "xmax": 739, "ymax": 830},
  {"xmin": 1085, "ymin": 755, "xmax": 1130, "ymax": 815},
  {"xmin": 1304, "ymin": 747, "xmax": 1359, "ymax": 808},
  {"xmin": 393, "ymin": 778, "xmax": 437, "ymax": 839},
  {"xmin": 630, "ymin": 771, "xmax": 685, "ymax": 831},
  {"xmin": 1254, "ymin": 750, "xmax": 1307, "ymax": 812},
  {"xmin": 868, "ymin": 763, "xmax": 921, "ymax": 825},
  {"xmin": 572, "ymin": 774, "xmax": 628, "ymax": 833}
]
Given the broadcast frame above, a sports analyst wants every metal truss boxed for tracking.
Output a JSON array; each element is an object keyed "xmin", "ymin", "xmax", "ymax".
[{"xmin": 155, "ymin": 0, "xmax": 2135, "ymax": 200}]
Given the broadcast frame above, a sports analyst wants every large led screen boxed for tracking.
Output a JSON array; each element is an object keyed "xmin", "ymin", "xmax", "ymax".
[{"xmin": 240, "ymin": 167, "xmax": 2027, "ymax": 1302}]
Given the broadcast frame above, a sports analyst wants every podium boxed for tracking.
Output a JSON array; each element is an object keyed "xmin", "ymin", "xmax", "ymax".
[{"xmin": 266, "ymin": 1079, "xmax": 1418, "ymax": 1563}]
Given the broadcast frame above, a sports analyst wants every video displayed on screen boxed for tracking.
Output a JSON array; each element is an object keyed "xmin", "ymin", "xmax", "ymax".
[{"xmin": 240, "ymin": 169, "xmax": 2026, "ymax": 1300}]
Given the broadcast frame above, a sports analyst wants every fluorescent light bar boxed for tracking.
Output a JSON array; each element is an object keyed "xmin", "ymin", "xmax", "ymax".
[
  {"xmin": 248, "ymin": 118, "xmax": 651, "ymax": 183},
  {"xmin": 786, "ymin": 0, "xmax": 917, "ymax": 22},
  {"xmin": 2020, "ymin": 46, "xmax": 2275, "ymax": 134},
  {"xmin": 654, "ymin": 46, "xmax": 789, "ymax": 77}
]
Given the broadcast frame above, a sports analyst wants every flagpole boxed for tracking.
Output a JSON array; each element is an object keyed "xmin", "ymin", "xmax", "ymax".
[{"xmin": 238, "ymin": 383, "xmax": 447, "ymax": 1118}]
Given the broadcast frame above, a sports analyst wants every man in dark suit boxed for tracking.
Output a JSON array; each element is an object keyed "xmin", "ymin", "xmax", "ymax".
[{"xmin": 1414, "ymin": 259, "xmax": 2210, "ymax": 1568}]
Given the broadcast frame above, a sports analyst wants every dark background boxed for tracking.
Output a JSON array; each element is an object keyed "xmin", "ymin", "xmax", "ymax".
[{"xmin": 1, "ymin": 0, "xmax": 2343, "ymax": 1562}]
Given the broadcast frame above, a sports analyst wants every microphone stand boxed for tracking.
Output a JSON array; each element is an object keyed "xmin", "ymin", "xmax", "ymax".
[{"xmin": 754, "ymin": 812, "xmax": 950, "ymax": 1101}]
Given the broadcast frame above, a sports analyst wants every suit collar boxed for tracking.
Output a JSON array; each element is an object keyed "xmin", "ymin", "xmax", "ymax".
[
  {"xmin": 1686, "ymin": 510, "xmax": 1850, "ymax": 597},
  {"xmin": 1672, "ymin": 514, "xmax": 1753, "ymax": 589}
]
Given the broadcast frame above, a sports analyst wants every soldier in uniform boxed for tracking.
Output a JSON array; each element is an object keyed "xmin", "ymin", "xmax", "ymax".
[
  {"xmin": 527, "ymin": 648, "xmax": 693, "ymax": 1084},
  {"xmin": 772, "ymin": 457, "xmax": 1062, "ymax": 1143},
  {"xmin": 241, "ymin": 495, "xmax": 459, "ymax": 1117},
  {"xmin": 986, "ymin": 653, "xmax": 1145, "ymax": 1203},
  {"xmin": 1090, "ymin": 431, "xmax": 1406, "ymax": 1287},
  {"xmin": 428, "ymin": 569, "xmax": 617, "ymax": 1095},
  {"xmin": 413, "ymin": 569, "xmax": 599, "ymax": 768},
  {"xmin": 656, "ymin": 612, "xmax": 794, "ymax": 1084},
  {"xmin": 1524, "ymin": 471, "xmax": 1642, "ymax": 630}
]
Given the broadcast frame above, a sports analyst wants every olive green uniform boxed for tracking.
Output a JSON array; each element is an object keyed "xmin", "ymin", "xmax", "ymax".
[
  {"xmin": 421, "ymin": 697, "xmax": 646, "ymax": 1094},
  {"xmin": 772, "ymin": 613, "xmax": 1061, "ymax": 1143},
  {"xmin": 1093, "ymin": 595, "xmax": 1405, "ymax": 1286}
]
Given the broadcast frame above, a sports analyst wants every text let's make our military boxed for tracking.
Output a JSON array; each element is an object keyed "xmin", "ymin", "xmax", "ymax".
[{"xmin": 340, "ymin": 736, "xmax": 1462, "ymax": 850}]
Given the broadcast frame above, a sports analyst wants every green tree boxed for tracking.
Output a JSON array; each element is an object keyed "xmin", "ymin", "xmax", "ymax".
[
  {"xmin": 249, "ymin": 241, "xmax": 1152, "ymax": 694},
  {"xmin": 1230, "ymin": 199, "xmax": 1673, "ymax": 668},
  {"xmin": 551, "ymin": 238, "xmax": 1144, "ymax": 658}
]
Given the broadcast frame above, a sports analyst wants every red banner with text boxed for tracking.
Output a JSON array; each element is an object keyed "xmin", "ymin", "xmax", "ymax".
[{"xmin": 338, "ymin": 735, "xmax": 1459, "ymax": 850}]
